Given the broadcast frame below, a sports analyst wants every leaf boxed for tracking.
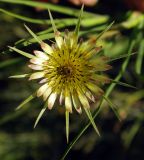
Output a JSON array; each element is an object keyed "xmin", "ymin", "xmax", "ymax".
[
  {"xmin": 0, "ymin": 0, "xmax": 95, "ymax": 17},
  {"xmin": 108, "ymin": 52, "xmax": 137, "ymax": 62},
  {"xmin": 74, "ymin": 4, "xmax": 84, "ymax": 36},
  {"xmin": 83, "ymin": 107, "xmax": 100, "ymax": 136},
  {"xmin": 0, "ymin": 8, "xmax": 47, "ymax": 24},
  {"xmin": 34, "ymin": 103, "xmax": 47, "ymax": 128},
  {"xmin": 65, "ymin": 111, "xmax": 69, "ymax": 143},
  {"xmin": 8, "ymin": 46, "xmax": 35, "ymax": 59},
  {"xmin": 96, "ymin": 21, "xmax": 114, "ymax": 41},
  {"xmin": 110, "ymin": 79, "xmax": 137, "ymax": 89},
  {"xmin": 9, "ymin": 74, "xmax": 29, "ymax": 79},
  {"xmin": 135, "ymin": 39, "xmax": 144, "ymax": 74},
  {"xmin": 103, "ymin": 95, "xmax": 121, "ymax": 121},
  {"xmin": 24, "ymin": 24, "xmax": 42, "ymax": 44},
  {"xmin": 16, "ymin": 94, "xmax": 35, "ymax": 110}
]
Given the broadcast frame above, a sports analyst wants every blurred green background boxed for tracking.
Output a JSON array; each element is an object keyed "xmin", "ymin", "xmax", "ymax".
[{"xmin": 0, "ymin": 0, "xmax": 144, "ymax": 160}]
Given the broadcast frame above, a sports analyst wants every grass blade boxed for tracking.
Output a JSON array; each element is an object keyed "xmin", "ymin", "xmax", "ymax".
[
  {"xmin": 0, "ymin": 8, "xmax": 48, "ymax": 24},
  {"xmin": 110, "ymin": 79, "xmax": 137, "ymax": 89},
  {"xmin": 108, "ymin": 52, "xmax": 137, "ymax": 62},
  {"xmin": 0, "ymin": 0, "xmax": 99, "ymax": 17}
]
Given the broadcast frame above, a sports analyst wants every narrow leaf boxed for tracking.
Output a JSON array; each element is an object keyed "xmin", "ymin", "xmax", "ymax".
[
  {"xmin": 109, "ymin": 52, "xmax": 137, "ymax": 62},
  {"xmin": 135, "ymin": 39, "xmax": 144, "ymax": 74},
  {"xmin": 16, "ymin": 94, "xmax": 35, "ymax": 110},
  {"xmin": 83, "ymin": 107, "xmax": 100, "ymax": 136},
  {"xmin": 110, "ymin": 79, "xmax": 137, "ymax": 89},
  {"xmin": 103, "ymin": 95, "xmax": 121, "ymax": 121},
  {"xmin": 24, "ymin": 24, "xmax": 42, "ymax": 44},
  {"xmin": 8, "ymin": 46, "xmax": 35, "ymax": 59},
  {"xmin": 74, "ymin": 4, "xmax": 84, "ymax": 36},
  {"xmin": 65, "ymin": 111, "xmax": 69, "ymax": 143},
  {"xmin": 9, "ymin": 74, "xmax": 29, "ymax": 79},
  {"xmin": 34, "ymin": 103, "xmax": 47, "ymax": 128},
  {"xmin": 0, "ymin": 8, "xmax": 47, "ymax": 24},
  {"xmin": 0, "ymin": 0, "xmax": 95, "ymax": 17},
  {"xmin": 96, "ymin": 21, "xmax": 114, "ymax": 41}
]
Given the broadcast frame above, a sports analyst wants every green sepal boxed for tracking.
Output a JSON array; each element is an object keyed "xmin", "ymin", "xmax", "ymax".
[
  {"xmin": 24, "ymin": 24, "xmax": 42, "ymax": 44},
  {"xmin": 74, "ymin": 4, "xmax": 84, "ymax": 37},
  {"xmin": 83, "ymin": 107, "xmax": 100, "ymax": 136},
  {"xmin": 103, "ymin": 95, "xmax": 121, "ymax": 121},
  {"xmin": 65, "ymin": 111, "xmax": 70, "ymax": 143},
  {"xmin": 9, "ymin": 74, "xmax": 29, "ymax": 79},
  {"xmin": 8, "ymin": 46, "xmax": 35, "ymax": 59},
  {"xmin": 34, "ymin": 103, "xmax": 47, "ymax": 128},
  {"xmin": 48, "ymin": 9, "xmax": 57, "ymax": 33},
  {"xmin": 16, "ymin": 93, "xmax": 35, "ymax": 110},
  {"xmin": 96, "ymin": 21, "xmax": 114, "ymax": 41}
]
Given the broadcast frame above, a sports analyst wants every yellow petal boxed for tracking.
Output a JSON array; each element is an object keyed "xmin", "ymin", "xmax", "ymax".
[
  {"xmin": 37, "ymin": 83, "xmax": 48, "ymax": 97},
  {"xmin": 28, "ymin": 64, "xmax": 43, "ymax": 70},
  {"xmin": 59, "ymin": 91, "xmax": 64, "ymax": 105},
  {"xmin": 39, "ymin": 78, "xmax": 48, "ymax": 84},
  {"xmin": 43, "ymin": 87, "xmax": 52, "ymax": 101},
  {"xmin": 40, "ymin": 42, "xmax": 53, "ymax": 55},
  {"xmin": 55, "ymin": 31, "xmax": 63, "ymax": 48},
  {"xmin": 33, "ymin": 50, "xmax": 49, "ymax": 60},
  {"xmin": 85, "ymin": 90, "xmax": 95, "ymax": 103},
  {"xmin": 65, "ymin": 96, "xmax": 72, "ymax": 113},
  {"xmin": 77, "ymin": 90, "xmax": 90, "ymax": 109},
  {"xmin": 47, "ymin": 92, "xmax": 57, "ymax": 109},
  {"xmin": 86, "ymin": 83, "xmax": 104, "ymax": 97},
  {"xmin": 72, "ymin": 92, "xmax": 82, "ymax": 114},
  {"xmin": 30, "ymin": 57, "xmax": 45, "ymax": 65},
  {"xmin": 91, "ymin": 74, "xmax": 111, "ymax": 84},
  {"xmin": 29, "ymin": 72, "xmax": 45, "ymax": 80}
]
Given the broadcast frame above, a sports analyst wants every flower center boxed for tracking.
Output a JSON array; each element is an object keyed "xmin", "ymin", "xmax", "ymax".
[{"xmin": 57, "ymin": 66, "xmax": 72, "ymax": 76}]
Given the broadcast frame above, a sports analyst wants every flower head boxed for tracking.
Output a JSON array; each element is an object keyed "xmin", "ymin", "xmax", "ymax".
[
  {"xmin": 10, "ymin": 7, "xmax": 112, "ymax": 142},
  {"xmin": 29, "ymin": 31, "xmax": 111, "ymax": 113}
]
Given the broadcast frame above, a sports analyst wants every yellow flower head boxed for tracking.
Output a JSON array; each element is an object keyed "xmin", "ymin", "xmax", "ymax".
[
  {"xmin": 29, "ymin": 31, "xmax": 111, "ymax": 113},
  {"xmin": 10, "ymin": 7, "xmax": 112, "ymax": 142}
]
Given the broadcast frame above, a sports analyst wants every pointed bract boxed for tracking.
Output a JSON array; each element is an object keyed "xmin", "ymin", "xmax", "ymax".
[{"xmin": 74, "ymin": 4, "xmax": 84, "ymax": 37}]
